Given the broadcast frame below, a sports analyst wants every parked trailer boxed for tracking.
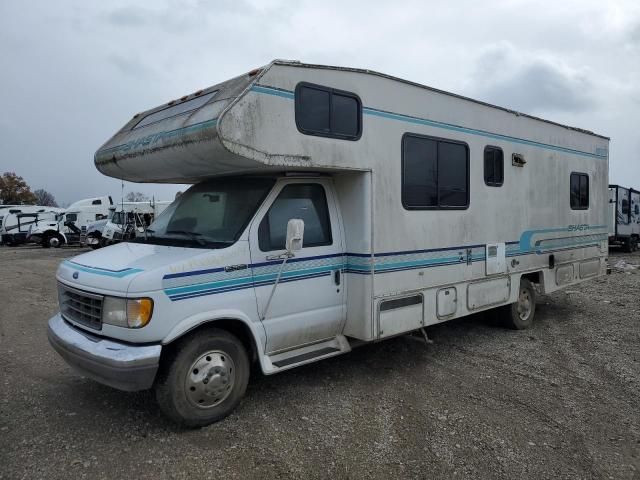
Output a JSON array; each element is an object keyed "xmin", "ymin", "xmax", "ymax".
[
  {"xmin": 0, "ymin": 207, "xmax": 64, "ymax": 245},
  {"xmin": 29, "ymin": 196, "xmax": 113, "ymax": 248},
  {"xmin": 608, "ymin": 184, "xmax": 640, "ymax": 251},
  {"xmin": 47, "ymin": 60, "xmax": 610, "ymax": 426}
]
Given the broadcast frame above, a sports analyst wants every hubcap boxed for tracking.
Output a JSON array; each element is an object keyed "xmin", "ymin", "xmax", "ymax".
[
  {"xmin": 185, "ymin": 350, "xmax": 235, "ymax": 408},
  {"xmin": 49, "ymin": 237, "xmax": 60, "ymax": 248},
  {"xmin": 516, "ymin": 288, "xmax": 532, "ymax": 321}
]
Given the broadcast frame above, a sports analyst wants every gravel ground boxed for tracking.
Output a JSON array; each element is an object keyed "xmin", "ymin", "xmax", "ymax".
[{"xmin": 0, "ymin": 245, "xmax": 639, "ymax": 479}]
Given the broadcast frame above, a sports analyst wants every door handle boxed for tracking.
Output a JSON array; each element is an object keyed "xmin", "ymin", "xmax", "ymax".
[{"xmin": 333, "ymin": 269, "xmax": 341, "ymax": 286}]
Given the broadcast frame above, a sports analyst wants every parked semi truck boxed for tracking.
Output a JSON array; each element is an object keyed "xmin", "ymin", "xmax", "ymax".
[
  {"xmin": 29, "ymin": 196, "xmax": 113, "ymax": 247},
  {"xmin": 48, "ymin": 60, "xmax": 609, "ymax": 426},
  {"xmin": 86, "ymin": 201, "xmax": 171, "ymax": 249}
]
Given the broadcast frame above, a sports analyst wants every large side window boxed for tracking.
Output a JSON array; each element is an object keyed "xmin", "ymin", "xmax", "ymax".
[
  {"xmin": 484, "ymin": 146, "xmax": 504, "ymax": 187},
  {"xmin": 402, "ymin": 134, "xmax": 469, "ymax": 209},
  {"xmin": 570, "ymin": 172, "xmax": 589, "ymax": 210},
  {"xmin": 259, "ymin": 184, "xmax": 332, "ymax": 251},
  {"xmin": 295, "ymin": 83, "xmax": 362, "ymax": 140}
]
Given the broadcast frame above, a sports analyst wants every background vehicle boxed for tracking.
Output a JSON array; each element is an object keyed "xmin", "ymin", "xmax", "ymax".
[
  {"xmin": 100, "ymin": 201, "xmax": 171, "ymax": 246},
  {"xmin": 29, "ymin": 196, "xmax": 112, "ymax": 248},
  {"xmin": 0, "ymin": 206, "xmax": 64, "ymax": 245},
  {"xmin": 608, "ymin": 184, "xmax": 640, "ymax": 251}
]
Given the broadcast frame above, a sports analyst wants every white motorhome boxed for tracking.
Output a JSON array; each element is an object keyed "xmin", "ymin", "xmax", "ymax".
[
  {"xmin": 608, "ymin": 184, "xmax": 639, "ymax": 251},
  {"xmin": 0, "ymin": 206, "xmax": 64, "ymax": 245},
  {"xmin": 30, "ymin": 196, "xmax": 113, "ymax": 247},
  {"xmin": 47, "ymin": 61, "xmax": 610, "ymax": 427}
]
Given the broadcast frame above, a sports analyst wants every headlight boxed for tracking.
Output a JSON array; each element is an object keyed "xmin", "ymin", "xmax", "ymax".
[{"xmin": 102, "ymin": 296, "xmax": 153, "ymax": 328}]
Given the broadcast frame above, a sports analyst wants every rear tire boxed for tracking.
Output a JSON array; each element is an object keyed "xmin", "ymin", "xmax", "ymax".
[
  {"xmin": 498, "ymin": 279, "xmax": 536, "ymax": 330},
  {"xmin": 155, "ymin": 328, "xmax": 250, "ymax": 428}
]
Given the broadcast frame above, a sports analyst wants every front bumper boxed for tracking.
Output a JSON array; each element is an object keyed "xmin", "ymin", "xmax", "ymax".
[{"xmin": 47, "ymin": 313, "xmax": 162, "ymax": 391}]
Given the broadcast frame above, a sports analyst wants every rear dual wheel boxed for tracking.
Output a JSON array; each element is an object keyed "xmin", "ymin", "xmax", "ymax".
[{"xmin": 498, "ymin": 279, "xmax": 536, "ymax": 330}]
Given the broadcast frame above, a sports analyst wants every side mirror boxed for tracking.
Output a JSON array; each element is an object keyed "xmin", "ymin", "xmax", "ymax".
[{"xmin": 286, "ymin": 219, "xmax": 304, "ymax": 253}]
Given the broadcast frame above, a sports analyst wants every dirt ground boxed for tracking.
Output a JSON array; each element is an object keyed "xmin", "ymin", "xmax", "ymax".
[{"xmin": 0, "ymin": 245, "xmax": 638, "ymax": 480}]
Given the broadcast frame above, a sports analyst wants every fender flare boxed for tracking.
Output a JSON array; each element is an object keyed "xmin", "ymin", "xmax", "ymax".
[{"xmin": 162, "ymin": 309, "xmax": 268, "ymax": 372}]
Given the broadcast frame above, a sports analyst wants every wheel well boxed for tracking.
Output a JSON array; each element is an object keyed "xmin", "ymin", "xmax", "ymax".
[
  {"xmin": 521, "ymin": 271, "xmax": 545, "ymax": 293},
  {"xmin": 521, "ymin": 271, "xmax": 542, "ymax": 284},
  {"xmin": 165, "ymin": 319, "xmax": 259, "ymax": 364}
]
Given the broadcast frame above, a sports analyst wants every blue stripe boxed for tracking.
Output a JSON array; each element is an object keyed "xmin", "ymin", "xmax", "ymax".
[
  {"xmin": 166, "ymin": 263, "xmax": 343, "ymax": 296},
  {"xmin": 163, "ymin": 225, "xmax": 608, "ymax": 301},
  {"xmin": 164, "ymin": 266, "xmax": 225, "ymax": 279},
  {"xmin": 251, "ymin": 84, "xmax": 606, "ymax": 160}
]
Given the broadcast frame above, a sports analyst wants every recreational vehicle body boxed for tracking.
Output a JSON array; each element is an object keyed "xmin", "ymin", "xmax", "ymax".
[
  {"xmin": 608, "ymin": 184, "xmax": 640, "ymax": 251},
  {"xmin": 29, "ymin": 196, "xmax": 113, "ymax": 247},
  {"xmin": 47, "ymin": 60, "xmax": 610, "ymax": 426}
]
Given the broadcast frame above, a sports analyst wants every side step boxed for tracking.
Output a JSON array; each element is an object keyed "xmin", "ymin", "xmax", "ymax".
[{"xmin": 264, "ymin": 335, "xmax": 351, "ymax": 374}]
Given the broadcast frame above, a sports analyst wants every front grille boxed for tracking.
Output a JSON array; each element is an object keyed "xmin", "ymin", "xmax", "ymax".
[{"xmin": 58, "ymin": 283, "xmax": 103, "ymax": 330}]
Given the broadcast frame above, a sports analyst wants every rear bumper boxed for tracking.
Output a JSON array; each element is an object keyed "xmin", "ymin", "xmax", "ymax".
[{"xmin": 47, "ymin": 313, "xmax": 161, "ymax": 391}]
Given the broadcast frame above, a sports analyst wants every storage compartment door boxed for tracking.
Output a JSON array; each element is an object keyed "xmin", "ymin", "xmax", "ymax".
[{"xmin": 378, "ymin": 294, "xmax": 423, "ymax": 338}]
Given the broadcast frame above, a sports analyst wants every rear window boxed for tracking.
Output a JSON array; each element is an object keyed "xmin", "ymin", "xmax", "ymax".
[{"xmin": 133, "ymin": 91, "xmax": 218, "ymax": 129}]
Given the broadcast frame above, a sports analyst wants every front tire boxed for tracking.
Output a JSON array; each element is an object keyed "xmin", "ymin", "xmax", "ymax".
[
  {"xmin": 155, "ymin": 328, "xmax": 250, "ymax": 427},
  {"xmin": 498, "ymin": 279, "xmax": 536, "ymax": 329}
]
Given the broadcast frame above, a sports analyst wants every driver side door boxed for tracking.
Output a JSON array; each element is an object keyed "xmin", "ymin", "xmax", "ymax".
[{"xmin": 249, "ymin": 179, "xmax": 345, "ymax": 354}]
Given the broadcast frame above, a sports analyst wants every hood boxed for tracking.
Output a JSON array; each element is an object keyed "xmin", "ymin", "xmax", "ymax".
[{"xmin": 56, "ymin": 241, "xmax": 251, "ymax": 296}]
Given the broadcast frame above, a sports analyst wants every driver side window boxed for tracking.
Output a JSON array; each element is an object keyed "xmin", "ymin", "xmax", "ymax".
[{"xmin": 259, "ymin": 184, "xmax": 332, "ymax": 251}]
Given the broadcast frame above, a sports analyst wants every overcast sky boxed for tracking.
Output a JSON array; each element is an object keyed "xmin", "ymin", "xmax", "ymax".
[{"xmin": 1, "ymin": 0, "xmax": 638, "ymax": 205}]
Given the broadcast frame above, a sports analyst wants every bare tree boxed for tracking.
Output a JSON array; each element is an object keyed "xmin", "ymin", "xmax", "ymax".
[
  {"xmin": 33, "ymin": 188, "xmax": 58, "ymax": 207},
  {"xmin": 125, "ymin": 191, "xmax": 149, "ymax": 202},
  {"xmin": 0, "ymin": 172, "xmax": 36, "ymax": 205}
]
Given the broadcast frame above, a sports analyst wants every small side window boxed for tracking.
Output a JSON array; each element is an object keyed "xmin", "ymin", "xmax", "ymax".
[
  {"xmin": 570, "ymin": 173, "xmax": 589, "ymax": 210},
  {"xmin": 259, "ymin": 184, "xmax": 332, "ymax": 251},
  {"xmin": 295, "ymin": 83, "xmax": 362, "ymax": 140},
  {"xmin": 484, "ymin": 146, "xmax": 504, "ymax": 187},
  {"xmin": 92, "ymin": 199, "xmax": 102, "ymax": 205}
]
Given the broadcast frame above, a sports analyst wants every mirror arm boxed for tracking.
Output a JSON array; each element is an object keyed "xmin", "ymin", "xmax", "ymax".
[{"xmin": 261, "ymin": 251, "xmax": 293, "ymax": 321}]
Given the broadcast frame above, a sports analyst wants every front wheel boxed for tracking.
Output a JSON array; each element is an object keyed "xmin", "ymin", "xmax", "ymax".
[
  {"xmin": 155, "ymin": 328, "xmax": 250, "ymax": 427},
  {"xmin": 498, "ymin": 278, "xmax": 536, "ymax": 329}
]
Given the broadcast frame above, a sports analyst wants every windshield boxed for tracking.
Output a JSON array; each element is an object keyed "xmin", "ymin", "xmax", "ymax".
[
  {"xmin": 135, "ymin": 177, "xmax": 275, "ymax": 249},
  {"xmin": 111, "ymin": 211, "xmax": 131, "ymax": 225}
]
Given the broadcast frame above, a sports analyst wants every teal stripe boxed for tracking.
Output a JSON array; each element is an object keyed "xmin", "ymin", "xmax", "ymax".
[
  {"xmin": 363, "ymin": 108, "xmax": 605, "ymax": 160},
  {"xmin": 96, "ymin": 118, "xmax": 218, "ymax": 159},
  {"xmin": 251, "ymin": 85, "xmax": 295, "ymax": 99},
  {"xmin": 165, "ymin": 263, "xmax": 344, "ymax": 295},
  {"xmin": 520, "ymin": 224, "xmax": 607, "ymax": 251},
  {"xmin": 251, "ymin": 84, "xmax": 607, "ymax": 160},
  {"xmin": 64, "ymin": 261, "xmax": 142, "ymax": 278}
]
